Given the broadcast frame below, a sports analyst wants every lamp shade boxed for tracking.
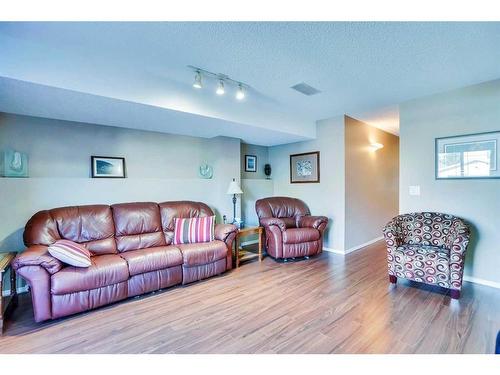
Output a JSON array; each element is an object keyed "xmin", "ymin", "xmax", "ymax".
[{"xmin": 226, "ymin": 178, "xmax": 243, "ymax": 195}]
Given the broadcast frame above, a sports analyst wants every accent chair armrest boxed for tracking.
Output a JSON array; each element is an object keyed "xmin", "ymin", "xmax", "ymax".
[
  {"xmin": 446, "ymin": 219, "xmax": 470, "ymax": 254},
  {"xmin": 12, "ymin": 245, "xmax": 63, "ymax": 275},
  {"xmin": 382, "ymin": 219, "xmax": 403, "ymax": 251},
  {"xmin": 259, "ymin": 217, "xmax": 287, "ymax": 232},
  {"xmin": 297, "ymin": 215, "xmax": 328, "ymax": 230}
]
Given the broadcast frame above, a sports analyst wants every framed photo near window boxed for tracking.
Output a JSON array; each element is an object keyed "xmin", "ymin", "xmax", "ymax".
[
  {"xmin": 91, "ymin": 156, "xmax": 126, "ymax": 178},
  {"xmin": 290, "ymin": 151, "xmax": 320, "ymax": 183},
  {"xmin": 245, "ymin": 155, "xmax": 257, "ymax": 172},
  {"xmin": 435, "ymin": 131, "xmax": 500, "ymax": 179}
]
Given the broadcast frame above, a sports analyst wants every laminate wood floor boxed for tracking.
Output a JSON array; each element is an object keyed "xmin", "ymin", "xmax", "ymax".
[{"xmin": 1, "ymin": 240, "xmax": 499, "ymax": 354}]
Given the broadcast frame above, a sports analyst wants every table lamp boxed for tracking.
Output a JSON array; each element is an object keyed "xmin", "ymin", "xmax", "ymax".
[{"xmin": 226, "ymin": 178, "xmax": 243, "ymax": 223}]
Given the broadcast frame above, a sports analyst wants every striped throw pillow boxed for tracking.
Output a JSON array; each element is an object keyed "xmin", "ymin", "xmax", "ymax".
[
  {"xmin": 173, "ymin": 216, "xmax": 215, "ymax": 245},
  {"xmin": 48, "ymin": 239, "xmax": 92, "ymax": 267}
]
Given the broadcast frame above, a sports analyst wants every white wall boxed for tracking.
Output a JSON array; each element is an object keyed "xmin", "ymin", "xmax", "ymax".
[
  {"xmin": 399, "ymin": 79, "xmax": 500, "ymax": 285},
  {"xmin": 0, "ymin": 113, "xmax": 241, "ymax": 253},
  {"xmin": 268, "ymin": 116, "xmax": 346, "ymax": 250}
]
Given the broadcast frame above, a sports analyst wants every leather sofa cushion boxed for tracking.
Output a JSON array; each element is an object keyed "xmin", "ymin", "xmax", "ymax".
[
  {"xmin": 27, "ymin": 205, "xmax": 118, "ymax": 255},
  {"xmin": 112, "ymin": 202, "xmax": 166, "ymax": 252},
  {"xmin": 282, "ymin": 228, "xmax": 320, "ymax": 244},
  {"xmin": 119, "ymin": 246, "xmax": 183, "ymax": 276},
  {"xmin": 159, "ymin": 201, "xmax": 214, "ymax": 244},
  {"xmin": 177, "ymin": 240, "xmax": 227, "ymax": 267},
  {"xmin": 51, "ymin": 255, "xmax": 129, "ymax": 295}
]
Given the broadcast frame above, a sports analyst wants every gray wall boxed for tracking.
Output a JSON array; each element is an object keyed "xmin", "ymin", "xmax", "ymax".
[
  {"xmin": 241, "ymin": 143, "xmax": 269, "ymax": 180},
  {"xmin": 399, "ymin": 79, "xmax": 500, "ymax": 285},
  {"xmin": 268, "ymin": 116, "xmax": 346, "ymax": 250},
  {"xmin": 345, "ymin": 116, "xmax": 399, "ymax": 250},
  {"xmin": 0, "ymin": 113, "xmax": 242, "ymax": 255},
  {"xmin": 240, "ymin": 143, "xmax": 273, "ymax": 240}
]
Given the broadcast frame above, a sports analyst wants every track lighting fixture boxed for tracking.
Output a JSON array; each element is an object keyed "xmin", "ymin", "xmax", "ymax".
[
  {"xmin": 193, "ymin": 70, "xmax": 202, "ymax": 89},
  {"xmin": 216, "ymin": 79, "xmax": 225, "ymax": 95},
  {"xmin": 188, "ymin": 65, "xmax": 249, "ymax": 101},
  {"xmin": 236, "ymin": 84, "xmax": 245, "ymax": 100}
]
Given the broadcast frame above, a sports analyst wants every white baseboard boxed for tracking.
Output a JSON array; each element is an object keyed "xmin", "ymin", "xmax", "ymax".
[
  {"xmin": 345, "ymin": 236, "xmax": 384, "ymax": 255},
  {"xmin": 1, "ymin": 285, "xmax": 29, "ymax": 297},
  {"xmin": 323, "ymin": 247, "xmax": 345, "ymax": 255},
  {"xmin": 463, "ymin": 276, "xmax": 500, "ymax": 290},
  {"xmin": 240, "ymin": 239, "xmax": 259, "ymax": 247},
  {"xmin": 323, "ymin": 236, "xmax": 384, "ymax": 256}
]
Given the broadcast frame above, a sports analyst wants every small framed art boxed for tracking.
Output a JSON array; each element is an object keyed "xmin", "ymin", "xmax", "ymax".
[
  {"xmin": 290, "ymin": 151, "xmax": 320, "ymax": 183},
  {"xmin": 91, "ymin": 156, "xmax": 126, "ymax": 178},
  {"xmin": 245, "ymin": 155, "xmax": 257, "ymax": 172}
]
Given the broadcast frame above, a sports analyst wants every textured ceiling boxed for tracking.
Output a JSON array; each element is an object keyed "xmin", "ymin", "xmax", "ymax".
[{"xmin": 1, "ymin": 22, "xmax": 500, "ymax": 144}]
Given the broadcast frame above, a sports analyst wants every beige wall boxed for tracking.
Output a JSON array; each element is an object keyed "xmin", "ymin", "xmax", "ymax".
[
  {"xmin": 400, "ymin": 79, "xmax": 500, "ymax": 285},
  {"xmin": 344, "ymin": 116, "xmax": 399, "ymax": 250}
]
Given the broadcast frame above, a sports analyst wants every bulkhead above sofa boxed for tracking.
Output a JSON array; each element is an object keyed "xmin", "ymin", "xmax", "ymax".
[{"xmin": 13, "ymin": 201, "xmax": 238, "ymax": 322}]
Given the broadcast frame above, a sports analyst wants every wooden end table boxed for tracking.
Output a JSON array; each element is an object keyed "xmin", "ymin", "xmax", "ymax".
[
  {"xmin": 0, "ymin": 252, "xmax": 17, "ymax": 335},
  {"xmin": 235, "ymin": 226, "xmax": 264, "ymax": 268}
]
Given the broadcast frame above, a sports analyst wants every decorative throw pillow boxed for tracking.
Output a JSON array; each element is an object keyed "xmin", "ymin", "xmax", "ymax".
[
  {"xmin": 173, "ymin": 216, "xmax": 215, "ymax": 245},
  {"xmin": 48, "ymin": 239, "xmax": 92, "ymax": 267}
]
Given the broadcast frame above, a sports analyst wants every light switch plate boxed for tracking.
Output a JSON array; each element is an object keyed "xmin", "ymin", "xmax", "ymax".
[{"xmin": 409, "ymin": 185, "xmax": 421, "ymax": 196}]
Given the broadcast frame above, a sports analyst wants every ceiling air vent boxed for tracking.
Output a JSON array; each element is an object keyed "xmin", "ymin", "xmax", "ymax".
[{"xmin": 290, "ymin": 82, "xmax": 321, "ymax": 96}]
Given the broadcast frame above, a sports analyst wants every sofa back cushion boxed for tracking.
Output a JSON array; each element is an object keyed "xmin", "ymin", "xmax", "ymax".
[
  {"xmin": 255, "ymin": 197, "xmax": 310, "ymax": 228},
  {"xmin": 24, "ymin": 205, "xmax": 117, "ymax": 255},
  {"xmin": 112, "ymin": 202, "xmax": 166, "ymax": 252},
  {"xmin": 159, "ymin": 201, "xmax": 214, "ymax": 244}
]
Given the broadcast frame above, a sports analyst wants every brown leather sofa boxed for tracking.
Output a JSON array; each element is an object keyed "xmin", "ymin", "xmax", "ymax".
[
  {"xmin": 12, "ymin": 201, "xmax": 237, "ymax": 322},
  {"xmin": 255, "ymin": 197, "xmax": 328, "ymax": 260}
]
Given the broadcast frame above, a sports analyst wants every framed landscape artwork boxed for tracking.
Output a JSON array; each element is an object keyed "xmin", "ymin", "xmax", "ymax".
[
  {"xmin": 436, "ymin": 131, "xmax": 500, "ymax": 179},
  {"xmin": 91, "ymin": 156, "xmax": 126, "ymax": 178},
  {"xmin": 245, "ymin": 154, "xmax": 257, "ymax": 172},
  {"xmin": 290, "ymin": 151, "xmax": 320, "ymax": 183}
]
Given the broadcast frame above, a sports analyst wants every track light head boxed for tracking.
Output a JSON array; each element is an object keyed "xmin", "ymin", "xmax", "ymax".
[
  {"xmin": 236, "ymin": 84, "xmax": 245, "ymax": 100},
  {"xmin": 216, "ymin": 79, "xmax": 225, "ymax": 95},
  {"xmin": 193, "ymin": 71, "xmax": 202, "ymax": 89}
]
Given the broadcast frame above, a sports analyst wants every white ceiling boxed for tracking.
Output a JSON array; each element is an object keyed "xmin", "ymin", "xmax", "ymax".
[{"xmin": 1, "ymin": 22, "xmax": 500, "ymax": 145}]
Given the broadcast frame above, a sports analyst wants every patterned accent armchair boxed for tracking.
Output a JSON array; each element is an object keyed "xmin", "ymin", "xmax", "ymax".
[{"xmin": 383, "ymin": 212, "xmax": 470, "ymax": 299}]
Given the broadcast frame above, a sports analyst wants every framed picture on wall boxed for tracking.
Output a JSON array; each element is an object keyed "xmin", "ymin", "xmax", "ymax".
[
  {"xmin": 91, "ymin": 156, "xmax": 126, "ymax": 178},
  {"xmin": 436, "ymin": 131, "xmax": 500, "ymax": 179},
  {"xmin": 245, "ymin": 155, "xmax": 257, "ymax": 172},
  {"xmin": 290, "ymin": 151, "xmax": 320, "ymax": 183}
]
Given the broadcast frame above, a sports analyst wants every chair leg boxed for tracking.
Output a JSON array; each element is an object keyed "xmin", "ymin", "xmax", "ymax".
[
  {"xmin": 389, "ymin": 275, "xmax": 397, "ymax": 284},
  {"xmin": 450, "ymin": 289, "xmax": 460, "ymax": 299}
]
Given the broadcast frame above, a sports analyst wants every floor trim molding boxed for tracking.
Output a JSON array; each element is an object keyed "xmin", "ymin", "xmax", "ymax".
[
  {"xmin": 324, "ymin": 236, "xmax": 385, "ymax": 255},
  {"xmin": 463, "ymin": 275, "xmax": 500, "ymax": 290}
]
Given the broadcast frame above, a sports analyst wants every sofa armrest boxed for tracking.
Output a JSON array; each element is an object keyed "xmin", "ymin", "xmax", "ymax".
[
  {"xmin": 259, "ymin": 217, "xmax": 287, "ymax": 232},
  {"xmin": 382, "ymin": 219, "xmax": 403, "ymax": 251},
  {"xmin": 12, "ymin": 245, "xmax": 63, "ymax": 275},
  {"xmin": 297, "ymin": 215, "xmax": 328, "ymax": 231},
  {"xmin": 214, "ymin": 223, "xmax": 238, "ymax": 243}
]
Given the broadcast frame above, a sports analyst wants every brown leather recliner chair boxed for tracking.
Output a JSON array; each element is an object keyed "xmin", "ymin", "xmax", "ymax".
[
  {"xmin": 12, "ymin": 201, "xmax": 237, "ymax": 322},
  {"xmin": 255, "ymin": 197, "xmax": 328, "ymax": 260}
]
